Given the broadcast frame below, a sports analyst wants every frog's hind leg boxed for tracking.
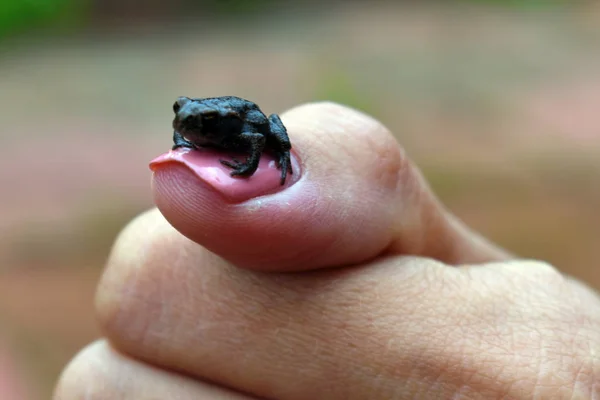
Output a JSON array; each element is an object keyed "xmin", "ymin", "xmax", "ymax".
[
  {"xmin": 267, "ymin": 114, "xmax": 293, "ymax": 185},
  {"xmin": 220, "ymin": 132, "xmax": 266, "ymax": 178},
  {"xmin": 267, "ymin": 114, "xmax": 290, "ymax": 150}
]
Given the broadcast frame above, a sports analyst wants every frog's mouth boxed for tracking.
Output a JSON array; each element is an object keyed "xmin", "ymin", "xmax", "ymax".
[{"xmin": 175, "ymin": 125, "xmax": 216, "ymax": 148}]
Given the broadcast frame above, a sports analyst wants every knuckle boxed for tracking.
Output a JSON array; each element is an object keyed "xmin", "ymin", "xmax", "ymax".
[
  {"xmin": 53, "ymin": 341, "xmax": 114, "ymax": 399},
  {"xmin": 516, "ymin": 259, "xmax": 566, "ymax": 284},
  {"xmin": 96, "ymin": 208, "xmax": 177, "ymax": 343}
]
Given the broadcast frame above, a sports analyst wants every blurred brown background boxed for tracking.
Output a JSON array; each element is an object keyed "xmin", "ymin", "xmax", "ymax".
[{"xmin": 0, "ymin": 1, "xmax": 599, "ymax": 398}]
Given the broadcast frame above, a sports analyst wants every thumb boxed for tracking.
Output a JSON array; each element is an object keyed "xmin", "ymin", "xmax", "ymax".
[{"xmin": 149, "ymin": 102, "xmax": 510, "ymax": 271}]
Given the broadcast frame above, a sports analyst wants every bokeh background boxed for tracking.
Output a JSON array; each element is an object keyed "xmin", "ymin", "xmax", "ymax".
[{"xmin": 1, "ymin": 0, "xmax": 599, "ymax": 398}]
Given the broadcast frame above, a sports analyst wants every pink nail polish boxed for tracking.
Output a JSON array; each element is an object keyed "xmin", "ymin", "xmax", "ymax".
[{"xmin": 149, "ymin": 148, "xmax": 300, "ymax": 202}]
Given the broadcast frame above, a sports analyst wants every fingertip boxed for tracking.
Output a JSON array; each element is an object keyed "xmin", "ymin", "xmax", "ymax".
[{"xmin": 147, "ymin": 101, "xmax": 411, "ymax": 271}]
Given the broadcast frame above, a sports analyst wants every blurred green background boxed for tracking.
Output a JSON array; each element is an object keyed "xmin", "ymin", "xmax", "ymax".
[{"xmin": 1, "ymin": 1, "xmax": 599, "ymax": 398}]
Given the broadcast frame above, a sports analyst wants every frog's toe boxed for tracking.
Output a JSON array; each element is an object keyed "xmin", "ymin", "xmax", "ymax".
[
  {"xmin": 172, "ymin": 142, "xmax": 194, "ymax": 150},
  {"xmin": 280, "ymin": 154, "xmax": 293, "ymax": 172},
  {"xmin": 277, "ymin": 153, "xmax": 292, "ymax": 185},
  {"xmin": 221, "ymin": 159, "xmax": 253, "ymax": 177},
  {"xmin": 220, "ymin": 158, "xmax": 242, "ymax": 169}
]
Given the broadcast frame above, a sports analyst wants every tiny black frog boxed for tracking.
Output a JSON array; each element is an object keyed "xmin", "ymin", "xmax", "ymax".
[{"xmin": 171, "ymin": 96, "xmax": 293, "ymax": 185}]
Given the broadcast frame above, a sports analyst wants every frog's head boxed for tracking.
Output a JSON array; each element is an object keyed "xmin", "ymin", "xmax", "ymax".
[{"xmin": 172, "ymin": 96, "xmax": 219, "ymax": 141}]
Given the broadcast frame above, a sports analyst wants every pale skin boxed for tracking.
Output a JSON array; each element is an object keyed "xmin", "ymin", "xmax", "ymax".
[{"xmin": 54, "ymin": 103, "xmax": 600, "ymax": 399}]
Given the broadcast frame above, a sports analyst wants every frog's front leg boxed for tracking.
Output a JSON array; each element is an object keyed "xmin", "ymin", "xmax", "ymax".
[
  {"xmin": 220, "ymin": 132, "xmax": 266, "ymax": 178},
  {"xmin": 172, "ymin": 130, "xmax": 195, "ymax": 150}
]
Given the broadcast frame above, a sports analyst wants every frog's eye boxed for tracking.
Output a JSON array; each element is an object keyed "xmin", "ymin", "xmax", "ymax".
[
  {"xmin": 203, "ymin": 111, "xmax": 218, "ymax": 120},
  {"xmin": 173, "ymin": 96, "xmax": 190, "ymax": 114}
]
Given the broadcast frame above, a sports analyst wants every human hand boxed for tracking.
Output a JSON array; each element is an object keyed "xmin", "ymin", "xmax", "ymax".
[{"xmin": 55, "ymin": 103, "xmax": 600, "ymax": 399}]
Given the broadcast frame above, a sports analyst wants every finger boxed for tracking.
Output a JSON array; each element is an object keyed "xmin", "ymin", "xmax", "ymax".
[
  {"xmin": 98, "ymin": 217, "xmax": 596, "ymax": 399},
  {"xmin": 54, "ymin": 340, "xmax": 257, "ymax": 400},
  {"xmin": 150, "ymin": 102, "xmax": 509, "ymax": 271}
]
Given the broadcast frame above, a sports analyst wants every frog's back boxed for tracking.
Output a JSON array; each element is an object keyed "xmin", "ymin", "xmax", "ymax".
[{"xmin": 195, "ymin": 96, "xmax": 259, "ymax": 113}]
